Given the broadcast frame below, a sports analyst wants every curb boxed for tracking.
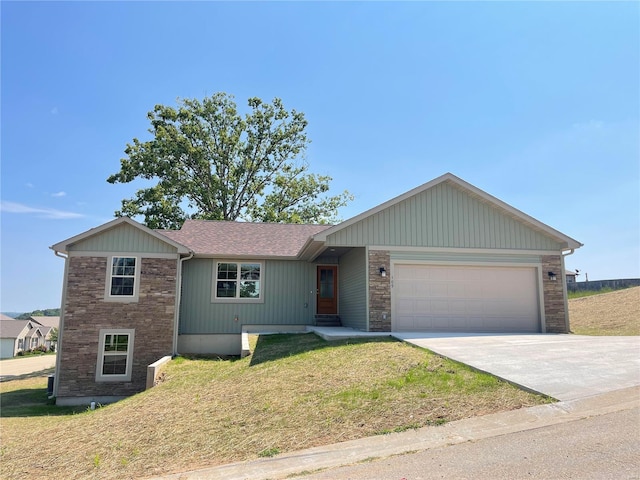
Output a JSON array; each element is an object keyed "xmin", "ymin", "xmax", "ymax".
[{"xmin": 150, "ymin": 386, "xmax": 639, "ymax": 480}]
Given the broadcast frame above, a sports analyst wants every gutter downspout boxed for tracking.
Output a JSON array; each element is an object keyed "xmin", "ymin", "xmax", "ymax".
[
  {"xmin": 173, "ymin": 252, "xmax": 194, "ymax": 356},
  {"xmin": 561, "ymin": 248, "xmax": 576, "ymax": 333},
  {"xmin": 52, "ymin": 250, "xmax": 68, "ymax": 400}
]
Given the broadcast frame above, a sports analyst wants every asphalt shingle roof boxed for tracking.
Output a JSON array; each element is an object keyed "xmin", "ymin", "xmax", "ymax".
[
  {"xmin": 30, "ymin": 316, "xmax": 60, "ymax": 329},
  {"xmin": 158, "ymin": 220, "xmax": 332, "ymax": 257},
  {"xmin": 0, "ymin": 319, "xmax": 30, "ymax": 339}
]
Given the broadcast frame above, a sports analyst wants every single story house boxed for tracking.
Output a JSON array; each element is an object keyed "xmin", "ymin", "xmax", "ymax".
[
  {"xmin": 0, "ymin": 316, "xmax": 45, "ymax": 358},
  {"xmin": 30, "ymin": 316, "xmax": 60, "ymax": 350},
  {"xmin": 50, "ymin": 173, "xmax": 582, "ymax": 405},
  {"xmin": 565, "ymin": 270, "xmax": 578, "ymax": 283}
]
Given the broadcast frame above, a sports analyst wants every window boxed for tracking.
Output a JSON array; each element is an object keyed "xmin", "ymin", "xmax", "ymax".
[
  {"xmin": 105, "ymin": 256, "xmax": 140, "ymax": 302},
  {"xmin": 214, "ymin": 262, "xmax": 262, "ymax": 301},
  {"xmin": 96, "ymin": 329, "xmax": 135, "ymax": 382}
]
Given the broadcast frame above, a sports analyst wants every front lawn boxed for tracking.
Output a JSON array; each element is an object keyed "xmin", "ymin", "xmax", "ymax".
[{"xmin": 0, "ymin": 334, "xmax": 550, "ymax": 479}]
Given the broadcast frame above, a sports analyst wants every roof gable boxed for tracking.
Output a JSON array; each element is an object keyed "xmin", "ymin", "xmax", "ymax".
[
  {"xmin": 51, "ymin": 217, "xmax": 191, "ymax": 255},
  {"xmin": 160, "ymin": 220, "xmax": 332, "ymax": 258},
  {"xmin": 30, "ymin": 316, "xmax": 60, "ymax": 329},
  {"xmin": 315, "ymin": 173, "xmax": 582, "ymax": 251}
]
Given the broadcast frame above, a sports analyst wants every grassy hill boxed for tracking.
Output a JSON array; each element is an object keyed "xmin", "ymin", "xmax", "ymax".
[
  {"xmin": 0, "ymin": 334, "xmax": 548, "ymax": 479},
  {"xmin": 569, "ymin": 286, "xmax": 640, "ymax": 336}
]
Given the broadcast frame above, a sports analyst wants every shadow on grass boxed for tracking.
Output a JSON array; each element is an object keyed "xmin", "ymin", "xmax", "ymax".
[
  {"xmin": 0, "ymin": 387, "xmax": 85, "ymax": 418},
  {"xmin": 249, "ymin": 333, "xmax": 393, "ymax": 366},
  {"xmin": 0, "ymin": 367, "xmax": 55, "ymax": 383}
]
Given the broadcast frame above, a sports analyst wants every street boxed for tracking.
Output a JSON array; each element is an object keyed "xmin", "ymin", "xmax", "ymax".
[
  {"xmin": 295, "ymin": 407, "xmax": 640, "ymax": 480},
  {"xmin": 0, "ymin": 354, "xmax": 56, "ymax": 381}
]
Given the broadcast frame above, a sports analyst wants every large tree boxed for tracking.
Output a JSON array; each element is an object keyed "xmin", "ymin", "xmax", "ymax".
[{"xmin": 107, "ymin": 93, "xmax": 352, "ymax": 229}]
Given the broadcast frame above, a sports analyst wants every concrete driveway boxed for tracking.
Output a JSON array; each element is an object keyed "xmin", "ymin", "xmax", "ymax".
[{"xmin": 393, "ymin": 333, "xmax": 640, "ymax": 401}]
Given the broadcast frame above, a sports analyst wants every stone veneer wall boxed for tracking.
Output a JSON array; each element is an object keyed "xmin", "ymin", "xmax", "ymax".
[
  {"xmin": 541, "ymin": 254, "xmax": 568, "ymax": 333},
  {"xmin": 368, "ymin": 250, "xmax": 391, "ymax": 331},
  {"xmin": 57, "ymin": 256, "xmax": 177, "ymax": 399}
]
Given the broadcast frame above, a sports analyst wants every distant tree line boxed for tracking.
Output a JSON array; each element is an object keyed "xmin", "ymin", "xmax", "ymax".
[{"xmin": 16, "ymin": 308, "xmax": 61, "ymax": 320}]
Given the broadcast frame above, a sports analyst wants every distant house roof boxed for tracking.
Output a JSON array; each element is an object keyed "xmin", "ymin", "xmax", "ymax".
[
  {"xmin": 26, "ymin": 327, "xmax": 43, "ymax": 338},
  {"xmin": 0, "ymin": 319, "xmax": 31, "ymax": 339},
  {"xmin": 30, "ymin": 316, "xmax": 60, "ymax": 329},
  {"xmin": 159, "ymin": 220, "xmax": 332, "ymax": 258}
]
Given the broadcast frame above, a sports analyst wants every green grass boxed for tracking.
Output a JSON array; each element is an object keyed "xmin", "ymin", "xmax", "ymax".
[
  {"xmin": 0, "ymin": 334, "xmax": 550, "ymax": 479},
  {"xmin": 567, "ymin": 286, "xmax": 621, "ymax": 299}
]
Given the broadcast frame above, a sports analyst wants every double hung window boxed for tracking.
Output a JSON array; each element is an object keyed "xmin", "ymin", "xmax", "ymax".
[
  {"xmin": 105, "ymin": 256, "xmax": 140, "ymax": 302},
  {"xmin": 214, "ymin": 262, "xmax": 262, "ymax": 301},
  {"xmin": 96, "ymin": 329, "xmax": 135, "ymax": 382}
]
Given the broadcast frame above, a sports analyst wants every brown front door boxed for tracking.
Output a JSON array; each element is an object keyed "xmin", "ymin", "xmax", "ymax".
[{"xmin": 317, "ymin": 266, "xmax": 338, "ymax": 315}]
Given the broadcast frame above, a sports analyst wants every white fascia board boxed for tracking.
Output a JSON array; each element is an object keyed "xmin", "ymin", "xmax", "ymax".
[{"xmin": 50, "ymin": 217, "xmax": 192, "ymax": 254}]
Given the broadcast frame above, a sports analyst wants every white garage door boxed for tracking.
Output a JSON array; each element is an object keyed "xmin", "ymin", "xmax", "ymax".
[{"xmin": 393, "ymin": 265, "xmax": 540, "ymax": 332}]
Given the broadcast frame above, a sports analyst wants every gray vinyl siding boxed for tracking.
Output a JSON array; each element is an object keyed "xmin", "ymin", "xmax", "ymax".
[
  {"xmin": 325, "ymin": 182, "xmax": 564, "ymax": 251},
  {"xmin": 338, "ymin": 248, "xmax": 367, "ymax": 330},
  {"xmin": 69, "ymin": 223, "xmax": 177, "ymax": 254},
  {"xmin": 390, "ymin": 251, "xmax": 541, "ymax": 265},
  {"xmin": 179, "ymin": 258, "xmax": 316, "ymax": 334}
]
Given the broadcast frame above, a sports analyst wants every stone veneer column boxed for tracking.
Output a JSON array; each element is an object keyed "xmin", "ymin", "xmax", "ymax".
[
  {"xmin": 57, "ymin": 256, "xmax": 177, "ymax": 399},
  {"xmin": 368, "ymin": 250, "xmax": 391, "ymax": 331},
  {"xmin": 541, "ymin": 255, "xmax": 569, "ymax": 333}
]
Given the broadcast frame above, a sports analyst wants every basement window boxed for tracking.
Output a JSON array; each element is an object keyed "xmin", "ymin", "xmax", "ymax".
[{"xmin": 96, "ymin": 329, "xmax": 135, "ymax": 382}]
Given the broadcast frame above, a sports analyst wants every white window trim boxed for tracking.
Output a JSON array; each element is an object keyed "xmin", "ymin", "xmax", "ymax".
[
  {"xmin": 211, "ymin": 260, "xmax": 264, "ymax": 304},
  {"xmin": 104, "ymin": 255, "xmax": 141, "ymax": 303},
  {"xmin": 96, "ymin": 329, "xmax": 135, "ymax": 382}
]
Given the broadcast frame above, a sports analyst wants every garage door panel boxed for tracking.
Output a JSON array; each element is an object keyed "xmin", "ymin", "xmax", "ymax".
[{"xmin": 393, "ymin": 265, "xmax": 539, "ymax": 333}]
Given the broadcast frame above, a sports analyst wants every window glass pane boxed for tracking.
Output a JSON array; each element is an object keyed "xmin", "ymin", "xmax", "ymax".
[
  {"xmin": 111, "ymin": 277, "xmax": 135, "ymax": 296},
  {"xmin": 217, "ymin": 281, "xmax": 237, "ymax": 298},
  {"xmin": 241, "ymin": 264, "xmax": 260, "ymax": 280},
  {"xmin": 112, "ymin": 257, "xmax": 136, "ymax": 276},
  {"xmin": 217, "ymin": 263, "xmax": 238, "ymax": 280},
  {"xmin": 320, "ymin": 283, "xmax": 334, "ymax": 298},
  {"xmin": 320, "ymin": 269, "xmax": 334, "ymax": 298},
  {"xmin": 102, "ymin": 355, "xmax": 127, "ymax": 375},
  {"xmin": 240, "ymin": 281, "xmax": 260, "ymax": 298},
  {"xmin": 115, "ymin": 335, "xmax": 129, "ymax": 351},
  {"xmin": 104, "ymin": 335, "xmax": 113, "ymax": 351}
]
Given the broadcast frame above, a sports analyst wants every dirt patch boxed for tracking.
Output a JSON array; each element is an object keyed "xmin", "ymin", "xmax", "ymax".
[{"xmin": 569, "ymin": 286, "xmax": 640, "ymax": 335}]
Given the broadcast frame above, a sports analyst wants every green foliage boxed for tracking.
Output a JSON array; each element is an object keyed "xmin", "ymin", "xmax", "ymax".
[
  {"xmin": 107, "ymin": 93, "xmax": 353, "ymax": 229},
  {"xmin": 257, "ymin": 447, "xmax": 280, "ymax": 458},
  {"xmin": 567, "ymin": 287, "xmax": 620, "ymax": 299},
  {"xmin": 49, "ymin": 327, "xmax": 59, "ymax": 344},
  {"xmin": 15, "ymin": 308, "xmax": 60, "ymax": 320}
]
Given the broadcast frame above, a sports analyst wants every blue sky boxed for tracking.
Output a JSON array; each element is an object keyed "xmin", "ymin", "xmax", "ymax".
[{"xmin": 1, "ymin": 1, "xmax": 638, "ymax": 313}]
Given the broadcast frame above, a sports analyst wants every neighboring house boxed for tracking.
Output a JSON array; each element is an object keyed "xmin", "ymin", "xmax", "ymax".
[
  {"xmin": 30, "ymin": 316, "xmax": 60, "ymax": 350},
  {"xmin": 565, "ymin": 270, "xmax": 578, "ymax": 283},
  {"xmin": 0, "ymin": 316, "xmax": 45, "ymax": 358},
  {"xmin": 50, "ymin": 173, "xmax": 582, "ymax": 405}
]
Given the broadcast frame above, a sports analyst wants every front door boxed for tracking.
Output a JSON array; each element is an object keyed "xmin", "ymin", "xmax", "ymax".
[{"xmin": 317, "ymin": 266, "xmax": 338, "ymax": 315}]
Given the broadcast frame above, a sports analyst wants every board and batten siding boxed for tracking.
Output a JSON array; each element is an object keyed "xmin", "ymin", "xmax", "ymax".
[
  {"xmin": 338, "ymin": 248, "xmax": 367, "ymax": 330},
  {"xmin": 68, "ymin": 223, "xmax": 178, "ymax": 254},
  {"xmin": 325, "ymin": 182, "xmax": 564, "ymax": 251},
  {"xmin": 179, "ymin": 258, "xmax": 317, "ymax": 334}
]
